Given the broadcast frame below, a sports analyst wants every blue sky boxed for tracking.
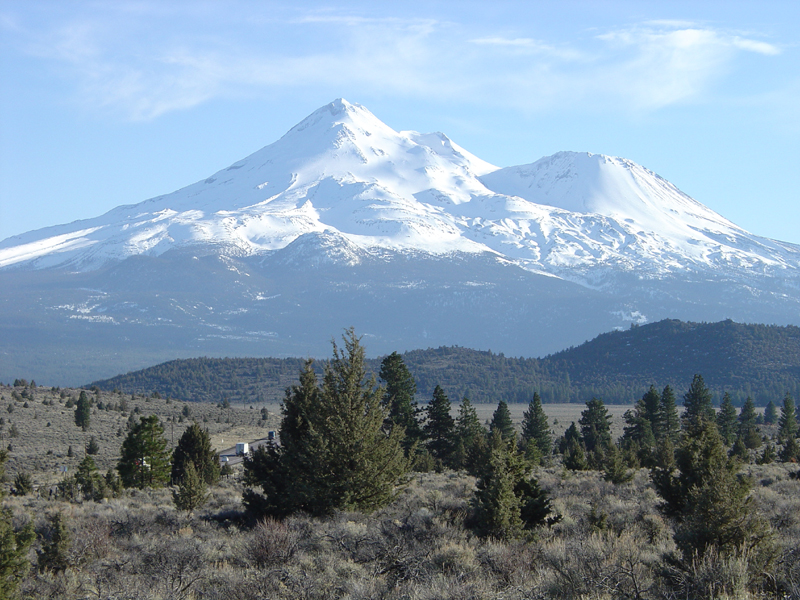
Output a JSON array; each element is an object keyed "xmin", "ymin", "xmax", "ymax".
[{"xmin": 2, "ymin": 1, "xmax": 799, "ymax": 244}]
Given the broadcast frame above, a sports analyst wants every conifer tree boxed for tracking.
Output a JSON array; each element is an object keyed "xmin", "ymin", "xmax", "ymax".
[
  {"xmin": 379, "ymin": 352, "xmax": 423, "ymax": 453},
  {"xmin": 764, "ymin": 400, "xmax": 778, "ymax": 425},
  {"xmin": 579, "ymin": 398, "xmax": 612, "ymax": 454},
  {"xmin": 424, "ymin": 385, "xmax": 455, "ymax": 463},
  {"xmin": 171, "ymin": 421, "xmax": 220, "ymax": 485},
  {"xmin": 38, "ymin": 512, "xmax": 71, "ymax": 573},
  {"xmin": 117, "ymin": 415, "xmax": 171, "ymax": 489},
  {"xmin": 682, "ymin": 374, "xmax": 715, "ymax": 429},
  {"xmin": 520, "ymin": 392, "xmax": 551, "ymax": 460},
  {"xmin": 716, "ymin": 392, "xmax": 739, "ymax": 446},
  {"xmin": 173, "ymin": 462, "xmax": 208, "ymax": 513},
  {"xmin": 471, "ymin": 432, "xmax": 557, "ymax": 539},
  {"xmin": 738, "ymin": 397, "xmax": 761, "ymax": 449},
  {"xmin": 778, "ymin": 393, "xmax": 798, "ymax": 443},
  {"xmin": 244, "ymin": 330, "xmax": 408, "ymax": 517},
  {"xmin": 453, "ymin": 397, "xmax": 485, "ymax": 471},
  {"xmin": 660, "ymin": 385, "xmax": 681, "ymax": 443},
  {"xmin": 489, "ymin": 400, "xmax": 516, "ymax": 442},
  {"xmin": 651, "ymin": 416, "xmax": 770, "ymax": 562},
  {"xmin": 74, "ymin": 390, "xmax": 91, "ymax": 431}
]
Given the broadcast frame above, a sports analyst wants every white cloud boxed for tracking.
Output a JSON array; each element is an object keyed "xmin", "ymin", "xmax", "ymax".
[{"xmin": 2, "ymin": 6, "xmax": 784, "ymax": 119}]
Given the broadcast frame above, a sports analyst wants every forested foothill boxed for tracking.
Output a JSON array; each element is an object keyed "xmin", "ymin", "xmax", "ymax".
[
  {"xmin": 91, "ymin": 319, "xmax": 800, "ymax": 406},
  {"xmin": 2, "ymin": 330, "xmax": 800, "ymax": 598}
]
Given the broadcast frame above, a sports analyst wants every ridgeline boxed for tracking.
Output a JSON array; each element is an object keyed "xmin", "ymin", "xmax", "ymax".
[{"xmin": 90, "ymin": 319, "xmax": 800, "ymax": 406}]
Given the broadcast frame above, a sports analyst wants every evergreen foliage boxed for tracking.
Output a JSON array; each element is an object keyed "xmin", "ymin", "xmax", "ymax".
[
  {"xmin": 243, "ymin": 330, "xmax": 408, "ymax": 517},
  {"xmin": 37, "ymin": 512, "xmax": 70, "ymax": 573},
  {"xmin": 424, "ymin": 385, "xmax": 455, "ymax": 463},
  {"xmin": 682, "ymin": 374, "xmax": 715, "ymax": 428},
  {"xmin": 764, "ymin": 400, "xmax": 778, "ymax": 425},
  {"xmin": 171, "ymin": 422, "xmax": 220, "ymax": 485},
  {"xmin": 738, "ymin": 397, "xmax": 761, "ymax": 449},
  {"xmin": 489, "ymin": 400, "xmax": 516, "ymax": 442},
  {"xmin": 86, "ymin": 435, "xmax": 100, "ymax": 455},
  {"xmin": 579, "ymin": 398, "xmax": 612, "ymax": 460},
  {"xmin": 172, "ymin": 462, "xmax": 208, "ymax": 513},
  {"xmin": 74, "ymin": 390, "xmax": 91, "ymax": 431},
  {"xmin": 778, "ymin": 393, "xmax": 798, "ymax": 442},
  {"xmin": 520, "ymin": 392, "xmax": 551, "ymax": 462},
  {"xmin": 379, "ymin": 352, "xmax": 423, "ymax": 452},
  {"xmin": 453, "ymin": 398, "xmax": 485, "ymax": 472},
  {"xmin": 117, "ymin": 415, "xmax": 171, "ymax": 489},
  {"xmin": 651, "ymin": 413, "xmax": 771, "ymax": 564},
  {"xmin": 471, "ymin": 432, "xmax": 557, "ymax": 539},
  {"xmin": 716, "ymin": 392, "xmax": 738, "ymax": 446},
  {"xmin": 660, "ymin": 385, "xmax": 681, "ymax": 443}
]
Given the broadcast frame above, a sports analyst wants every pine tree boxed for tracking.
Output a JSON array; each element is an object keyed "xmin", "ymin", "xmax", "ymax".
[
  {"xmin": 453, "ymin": 397, "xmax": 485, "ymax": 472},
  {"xmin": 173, "ymin": 462, "xmax": 208, "ymax": 513},
  {"xmin": 778, "ymin": 393, "xmax": 798, "ymax": 443},
  {"xmin": 682, "ymin": 374, "xmax": 715, "ymax": 430},
  {"xmin": 764, "ymin": 400, "xmax": 778, "ymax": 425},
  {"xmin": 579, "ymin": 398, "xmax": 612, "ymax": 454},
  {"xmin": 424, "ymin": 386, "xmax": 455, "ymax": 463},
  {"xmin": 716, "ymin": 392, "xmax": 738, "ymax": 446},
  {"xmin": 660, "ymin": 385, "xmax": 681, "ymax": 443},
  {"xmin": 117, "ymin": 415, "xmax": 171, "ymax": 489},
  {"xmin": 86, "ymin": 435, "xmax": 100, "ymax": 455},
  {"xmin": 379, "ymin": 352, "xmax": 423, "ymax": 453},
  {"xmin": 244, "ymin": 329, "xmax": 408, "ymax": 517},
  {"xmin": 171, "ymin": 422, "xmax": 220, "ymax": 485},
  {"xmin": 74, "ymin": 390, "xmax": 91, "ymax": 431},
  {"xmin": 738, "ymin": 397, "xmax": 761, "ymax": 449},
  {"xmin": 520, "ymin": 392, "xmax": 551, "ymax": 460},
  {"xmin": 489, "ymin": 400, "xmax": 516, "ymax": 442}
]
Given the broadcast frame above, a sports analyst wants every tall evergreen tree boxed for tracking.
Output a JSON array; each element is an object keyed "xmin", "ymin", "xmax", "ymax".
[
  {"xmin": 682, "ymin": 374, "xmax": 715, "ymax": 429},
  {"xmin": 244, "ymin": 330, "xmax": 408, "ymax": 517},
  {"xmin": 778, "ymin": 393, "xmax": 798, "ymax": 442},
  {"xmin": 172, "ymin": 462, "xmax": 208, "ymax": 513},
  {"xmin": 520, "ymin": 392, "xmax": 551, "ymax": 460},
  {"xmin": 660, "ymin": 385, "xmax": 681, "ymax": 443},
  {"xmin": 738, "ymin": 397, "xmax": 761, "ymax": 449},
  {"xmin": 74, "ymin": 390, "xmax": 91, "ymax": 431},
  {"xmin": 117, "ymin": 415, "xmax": 171, "ymax": 489},
  {"xmin": 489, "ymin": 400, "xmax": 516, "ymax": 443},
  {"xmin": 379, "ymin": 352, "xmax": 423, "ymax": 452},
  {"xmin": 471, "ymin": 432, "xmax": 557, "ymax": 539},
  {"xmin": 764, "ymin": 400, "xmax": 778, "ymax": 425},
  {"xmin": 424, "ymin": 385, "xmax": 455, "ymax": 462},
  {"xmin": 716, "ymin": 392, "xmax": 739, "ymax": 446},
  {"xmin": 579, "ymin": 398, "xmax": 612, "ymax": 454},
  {"xmin": 651, "ymin": 416, "xmax": 770, "ymax": 563},
  {"xmin": 453, "ymin": 397, "xmax": 485, "ymax": 471},
  {"xmin": 171, "ymin": 422, "xmax": 220, "ymax": 485}
]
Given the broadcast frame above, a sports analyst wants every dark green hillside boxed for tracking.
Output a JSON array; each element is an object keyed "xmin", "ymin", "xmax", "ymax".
[{"xmin": 91, "ymin": 320, "xmax": 800, "ymax": 406}]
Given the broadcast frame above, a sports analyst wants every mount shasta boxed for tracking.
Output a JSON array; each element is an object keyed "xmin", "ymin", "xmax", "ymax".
[{"xmin": 2, "ymin": 99, "xmax": 799, "ymax": 385}]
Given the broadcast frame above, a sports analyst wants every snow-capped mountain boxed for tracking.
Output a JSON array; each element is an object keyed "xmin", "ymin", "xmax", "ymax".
[{"xmin": 2, "ymin": 99, "xmax": 799, "ymax": 385}]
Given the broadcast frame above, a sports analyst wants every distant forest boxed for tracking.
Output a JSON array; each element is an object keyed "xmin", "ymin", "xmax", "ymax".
[{"xmin": 91, "ymin": 319, "xmax": 800, "ymax": 406}]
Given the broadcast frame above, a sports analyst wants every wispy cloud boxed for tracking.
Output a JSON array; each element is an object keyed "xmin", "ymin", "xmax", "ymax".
[{"xmin": 1, "ymin": 6, "xmax": 784, "ymax": 120}]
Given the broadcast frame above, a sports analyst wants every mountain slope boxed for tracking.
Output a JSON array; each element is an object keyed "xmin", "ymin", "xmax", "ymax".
[
  {"xmin": 90, "ymin": 319, "xmax": 800, "ymax": 406},
  {"xmin": 1, "ymin": 99, "xmax": 799, "ymax": 385}
]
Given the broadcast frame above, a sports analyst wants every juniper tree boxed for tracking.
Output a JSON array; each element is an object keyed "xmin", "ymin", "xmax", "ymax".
[
  {"xmin": 171, "ymin": 422, "xmax": 220, "ymax": 485},
  {"xmin": 244, "ymin": 330, "xmax": 408, "ymax": 517},
  {"xmin": 471, "ymin": 431, "xmax": 557, "ymax": 539},
  {"xmin": 173, "ymin": 462, "xmax": 208, "ymax": 513},
  {"xmin": 764, "ymin": 400, "xmax": 778, "ymax": 425}
]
